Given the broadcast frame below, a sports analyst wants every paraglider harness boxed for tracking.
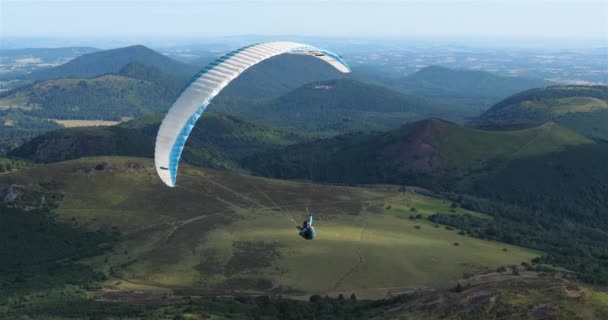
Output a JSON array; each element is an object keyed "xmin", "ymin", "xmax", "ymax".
[{"xmin": 297, "ymin": 213, "xmax": 316, "ymax": 240}]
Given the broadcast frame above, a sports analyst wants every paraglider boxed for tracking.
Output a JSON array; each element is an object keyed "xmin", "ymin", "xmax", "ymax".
[
  {"xmin": 154, "ymin": 41, "xmax": 350, "ymax": 187},
  {"xmin": 297, "ymin": 213, "xmax": 316, "ymax": 240}
]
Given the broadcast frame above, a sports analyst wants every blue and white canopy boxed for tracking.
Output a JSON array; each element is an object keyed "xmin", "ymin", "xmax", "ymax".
[{"xmin": 154, "ymin": 41, "xmax": 350, "ymax": 187}]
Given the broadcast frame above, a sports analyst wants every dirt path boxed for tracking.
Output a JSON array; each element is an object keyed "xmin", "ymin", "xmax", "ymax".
[
  {"xmin": 330, "ymin": 206, "xmax": 371, "ymax": 292},
  {"xmin": 513, "ymin": 125, "xmax": 549, "ymax": 156},
  {"xmin": 163, "ymin": 212, "xmax": 225, "ymax": 243}
]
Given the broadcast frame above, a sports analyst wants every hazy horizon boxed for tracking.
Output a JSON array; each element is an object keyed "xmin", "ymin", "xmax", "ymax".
[
  {"xmin": 2, "ymin": 0, "xmax": 607, "ymax": 49},
  {"xmin": 1, "ymin": 34, "xmax": 606, "ymax": 51}
]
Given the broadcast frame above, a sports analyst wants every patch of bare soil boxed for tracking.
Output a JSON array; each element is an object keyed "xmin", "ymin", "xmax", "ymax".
[
  {"xmin": 383, "ymin": 119, "xmax": 448, "ymax": 172},
  {"xmin": 223, "ymin": 241, "xmax": 280, "ymax": 276}
]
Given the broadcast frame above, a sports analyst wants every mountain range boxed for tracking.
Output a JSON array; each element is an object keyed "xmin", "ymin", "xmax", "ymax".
[{"xmin": 2, "ymin": 43, "xmax": 608, "ymax": 319}]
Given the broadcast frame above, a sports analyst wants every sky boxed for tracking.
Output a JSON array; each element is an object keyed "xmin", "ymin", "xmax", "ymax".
[{"xmin": 1, "ymin": 0, "xmax": 607, "ymax": 42}]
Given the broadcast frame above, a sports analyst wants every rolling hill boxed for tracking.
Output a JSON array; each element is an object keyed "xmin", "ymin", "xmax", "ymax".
[
  {"xmin": 244, "ymin": 119, "xmax": 595, "ymax": 188},
  {"xmin": 390, "ymin": 66, "xmax": 553, "ymax": 111},
  {"xmin": 25, "ymin": 45, "xmax": 198, "ymax": 81},
  {"xmin": 476, "ymin": 85, "xmax": 608, "ymax": 139},
  {"xmin": 10, "ymin": 111, "xmax": 305, "ymax": 171},
  {"xmin": 0, "ymin": 63, "xmax": 186, "ymax": 121},
  {"xmin": 0, "ymin": 74, "xmax": 170, "ymax": 120},
  {"xmin": 7, "ymin": 126, "xmax": 154, "ymax": 163},
  {"xmin": 213, "ymin": 78, "xmax": 477, "ymax": 135}
]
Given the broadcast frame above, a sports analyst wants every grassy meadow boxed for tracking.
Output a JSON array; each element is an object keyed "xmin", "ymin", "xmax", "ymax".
[{"xmin": 0, "ymin": 157, "xmax": 538, "ymax": 299}]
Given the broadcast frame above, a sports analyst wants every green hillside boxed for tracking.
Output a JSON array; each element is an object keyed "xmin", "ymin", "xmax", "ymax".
[
  {"xmin": 117, "ymin": 61, "xmax": 188, "ymax": 93},
  {"xmin": 0, "ymin": 75, "xmax": 169, "ymax": 120},
  {"xmin": 10, "ymin": 111, "xmax": 305, "ymax": 171},
  {"xmin": 244, "ymin": 120, "xmax": 608, "ymax": 283},
  {"xmin": 244, "ymin": 119, "xmax": 593, "ymax": 186},
  {"xmin": 392, "ymin": 66, "xmax": 553, "ymax": 111},
  {"xmin": 26, "ymin": 45, "xmax": 198, "ymax": 81},
  {"xmin": 0, "ymin": 63, "xmax": 187, "ymax": 121},
  {"xmin": 0, "ymin": 111, "xmax": 61, "ymax": 153},
  {"xmin": 7, "ymin": 126, "xmax": 154, "ymax": 162},
  {"xmin": 0, "ymin": 62, "xmax": 184, "ymax": 152},
  {"xmin": 477, "ymin": 85, "xmax": 608, "ymax": 139},
  {"xmin": 213, "ymin": 78, "xmax": 476, "ymax": 135}
]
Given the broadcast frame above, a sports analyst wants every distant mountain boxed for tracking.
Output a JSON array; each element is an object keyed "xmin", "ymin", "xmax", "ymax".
[
  {"xmin": 219, "ymin": 54, "xmax": 344, "ymax": 99},
  {"xmin": 11, "ymin": 111, "xmax": 304, "ymax": 171},
  {"xmin": 476, "ymin": 85, "xmax": 608, "ymax": 139},
  {"xmin": 149, "ymin": 51, "xmax": 345, "ymax": 99},
  {"xmin": 391, "ymin": 66, "xmax": 554, "ymax": 111},
  {"xmin": 26, "ymin": 45, "xmax": 198, "ymax": 81},
  {"xmin": 117, "ymin": 61, "xmax": 188, "ymax": 95},
  {"xmin": 213, "ymin": 78, "xmax": 477, "ymax": 135}
]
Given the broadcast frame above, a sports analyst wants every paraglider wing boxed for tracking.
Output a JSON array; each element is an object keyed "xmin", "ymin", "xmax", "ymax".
[{"xmin": 154, "ymin": 41, "xmax": 350, "ymax": 187}]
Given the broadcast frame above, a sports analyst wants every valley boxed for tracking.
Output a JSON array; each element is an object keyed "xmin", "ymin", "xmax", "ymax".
[{"xmin": 0, "ymin": 40, "xmax": 607, "ymax": 319}]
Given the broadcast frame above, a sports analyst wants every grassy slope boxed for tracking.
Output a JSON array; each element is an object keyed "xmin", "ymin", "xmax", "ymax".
[
  {"xmin": 244, "ymin": 119, "xmax": 608, "ymax": 284},
  {"xmin": 0, "ymin": 157, "xmax": 538, "ymax": 299},
  {"xmin": 477, "ymin": 85, "xmax": 608, "ymax": 139},
  {"xmin": 432, "ymin": 121, "xmax": 593, "ymax": 188}
]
